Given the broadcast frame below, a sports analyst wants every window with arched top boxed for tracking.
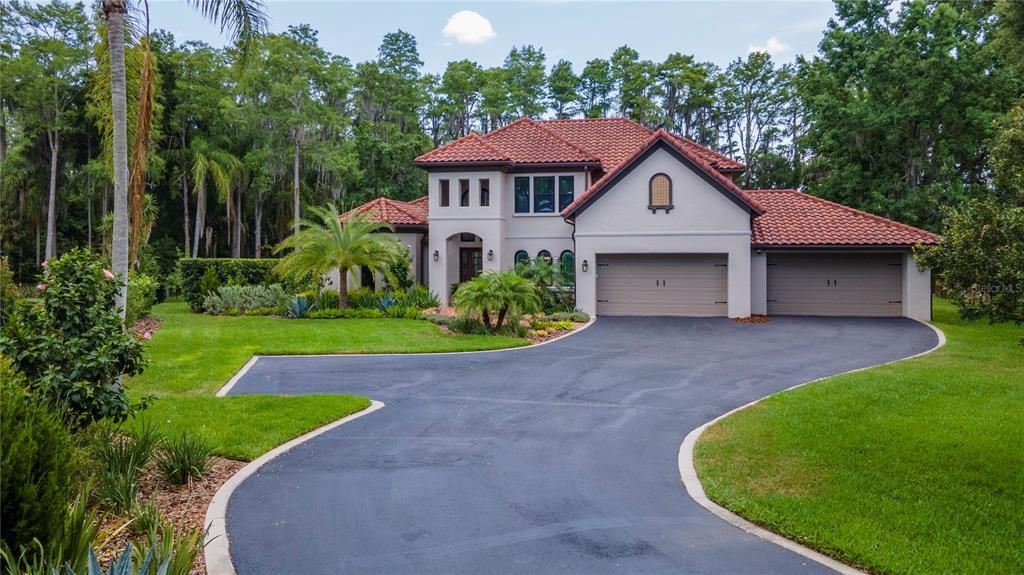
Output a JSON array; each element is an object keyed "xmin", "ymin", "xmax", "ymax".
[
  {"xmin": 649, "ymin": 173, "xmax": 673, "ymax": 213},
  {"xmin": 559, "ymin": 250, "xmax": 575, "ymax": 285},
  {"xmin": 514, "ymin": 250, "xmax": 530, "ymax": 266},
  {"xmin": 537, "ymin": 250, "xmax": 552, "ymax": 263}
]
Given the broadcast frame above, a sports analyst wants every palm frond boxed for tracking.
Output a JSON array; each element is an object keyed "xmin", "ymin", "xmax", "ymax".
[{"xmin": 186, "ymin": 0, "xmax": 267, "ymax": 66}]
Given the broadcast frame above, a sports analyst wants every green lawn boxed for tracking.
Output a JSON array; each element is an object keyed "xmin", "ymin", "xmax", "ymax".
[
  {"xmin": 129, "ymin": 302, "xmax": 525, "ymax": 459},
  {"xmin": 695, "ymin": 299, "xmax": 1024, "ymax": 575}
]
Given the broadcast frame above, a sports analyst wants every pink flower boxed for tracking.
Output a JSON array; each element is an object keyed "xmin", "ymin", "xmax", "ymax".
[
  {"xmin": 103, "ymin": 269, "xmax": 115, "ymax": 279},
  {"xmin": 41, "ymin": 260, "xmax": 48, "ymax": 268},
  {"xmin": 141, "ymin": 331, "xmax": 152, "ymax": 341},
  {"xmin": 36, "ymin": 283, "xmax": 46, "ymax": 291}
]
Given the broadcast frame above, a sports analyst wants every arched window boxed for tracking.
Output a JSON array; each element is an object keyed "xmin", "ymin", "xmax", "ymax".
[
  {"xmin": 559, "ymin": 250, "xmax": 575, "ymax": 284},
  {"xmin": 537, "ymin": 250, "xmax": 552, "ymax": 264},
  {"xmin": 649, "ymin": 173, "xmax": 673, "ymax": 213},
  {"xmin": 514, "ymin": 250, "xmax": 530, "ymax": 266}
]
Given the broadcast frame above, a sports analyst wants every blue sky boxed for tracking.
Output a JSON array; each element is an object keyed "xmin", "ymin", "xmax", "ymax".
[{"xmin": 147, "ymin": 1, "xmax": 837, "ymax": 72}]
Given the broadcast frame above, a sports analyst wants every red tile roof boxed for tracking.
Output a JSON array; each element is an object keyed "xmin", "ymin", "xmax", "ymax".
[
  {"xmin": 748, "ymin": 189, "xmax": 939, "ymax": 247},
  {"xmin": 414, "ymin": 117, "xmax": 741, "ymax": 174},
  {"xmin": 339, "ymin": 197, "xmax": 428, "ymax": 226},
  {"xmin": 561, "ymin": 129, "xmax": 764, "ymax": 217}
]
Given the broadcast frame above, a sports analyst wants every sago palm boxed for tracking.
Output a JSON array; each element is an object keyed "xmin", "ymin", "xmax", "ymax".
[
  {"xmin": 453, "ymin": 270, "xmax": 541, "ymax": 333},
  {"xmin": 102, "ymin": 0, "xmax": 266, "ymax": 317},
  {"xmin": 273, "ymin": 206, "xmax": 404, "ymax": 309}
]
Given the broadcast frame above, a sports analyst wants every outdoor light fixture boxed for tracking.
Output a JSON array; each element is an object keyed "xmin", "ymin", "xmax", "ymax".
[
  {"xmin": 432, "ymin": 250, "xmax": 439, "ymax": 262},
  {"xmin": 487, "ymin": 249, "xmax": 494, "ymax": 261},
  {"xmin": 582, "ymin": 259, "xmax": 589, "ymax": 272}
]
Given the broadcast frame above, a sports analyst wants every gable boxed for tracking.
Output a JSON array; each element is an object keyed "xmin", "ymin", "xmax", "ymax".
[{"xmin": 573, "ymin": 146, "xmax": 752, "ymax": 234}]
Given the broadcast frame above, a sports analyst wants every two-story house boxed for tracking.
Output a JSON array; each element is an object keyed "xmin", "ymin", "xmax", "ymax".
[{"xmin": 341, "ymin": 117, "xmax": 938, "ymax": 320}]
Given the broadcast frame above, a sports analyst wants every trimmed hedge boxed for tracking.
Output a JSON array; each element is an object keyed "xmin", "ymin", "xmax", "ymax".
[{"xmin": 178, "ymin": 259, "xmax": 282, "ymax": 311}]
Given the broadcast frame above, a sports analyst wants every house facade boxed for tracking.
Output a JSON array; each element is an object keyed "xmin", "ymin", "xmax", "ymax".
[{"xmin": 343, "ymin": 117, "xmax": 938, "ymax": 320}]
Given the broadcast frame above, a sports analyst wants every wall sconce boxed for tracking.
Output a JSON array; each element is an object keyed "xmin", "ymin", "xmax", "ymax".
[
  {"xmin": 432, "ymin": 250, "xmax": 439, "ymax": 262},
  {"xmin": 487, "ymin": 249, "xmax": 494, "ymax": 261},
  {"xmin": 582, "ymin": 259, "xmax": 589, "ymax": 272}
]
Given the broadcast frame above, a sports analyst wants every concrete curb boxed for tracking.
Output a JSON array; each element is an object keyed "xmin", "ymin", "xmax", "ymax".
[
  {"xmin": 214, "ymin": 317, "xmax": 598, "ymax": 397},
  {"xmin": 203, "ymin": 400, "xmax": 386, "ymax": 575},
  {"xmin": 677, "ymin": 320, "xmax": 946, "ymax": 575}
]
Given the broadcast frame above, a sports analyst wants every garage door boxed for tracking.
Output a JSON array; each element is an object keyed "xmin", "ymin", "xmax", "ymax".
[
  {"xmin": 596, "ymin": 254, "xmax": 727, "ymax": 316},
  {"xmin": 767, "ymin": 253, "xmax": 902, "ymax": 316}
]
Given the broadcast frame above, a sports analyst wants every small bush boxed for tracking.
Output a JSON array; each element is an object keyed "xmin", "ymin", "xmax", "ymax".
[
  {"xmin": 421, "ymin": 312, "xmax": 452, "ymax": 326},
  {"xmin": 529, "ymin": 319, "xmax": 574, "ymax": 331},
  {"xmin": 197, "ymin": 266, "xmax": 221, "ymax": 299},
  {"xmin": 92, "ymin": 422, "xmax": 161, "ymax": 514},
  {"xmin": 202, "ymin": 284, "xmax": 287, "ymax": 315},
  {"xmin": 242, "ymin": 307, "xmax": 278, "ymax": 316},
  {"xmin": 398, "ymin": 285, "xmax": 440, "ymax": 309},
  {"xmin": 156, "ymin": 433, "xmax": 213, "ymax": 485},
  {"xmin": 0, "ymin": 255, "xmax": 16, "ymax": 324},
  {"xmin": 129, "ymin": 500, "xmax": 163, "ymax": 536},
  {"xmin": 346, "ymin": 287, "xmax": 378, "ymax": 309},
  {"xmin": 140, "ymin": 523, "xmax": 204, "ymax": 575},
  {"xmin": 538, "ymin": 311, "xmax": 590, "ymax": 323},
  {"xmin": 448, "ymin": 315, "xmax": 489, "ymax": 335},
  {"xmin": 0, "ymin": 360, "xmax": 80, "ymax": 556},
  {"xmin": 386, "ymin": 305, "xmax": 421, "ymax": 319},
  {"xmin": 308, "ymin": 308, "xmax": 386, "ymax": 319},
  {"xmin": 0, "ymin": 489, "xmax": 100, "ymax": 574},
  {"xmin": 178, "ymin": 258, "xmax": 310, "ymax": 311},
  {"xmin": 501, "ymin": 321, "xmax": 530, "ymax": 338},
  {"xmin": 97, "ymin": 467, "xmax": 138, "ymax": 514},
  {"xmin": 313, "ymin": 290, "xmax": 340, "ymax": 311},
  {"xmin": 126, "ymin": 273, "xmax": 159, "ymax": 325}
]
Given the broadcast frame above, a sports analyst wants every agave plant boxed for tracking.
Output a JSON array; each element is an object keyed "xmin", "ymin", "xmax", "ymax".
[
  {"xmin": 286, "ymin": 296, "xmax": 315, "ymax": 319},
  {"xmin": 87, "ymin": 544, "xmax": 169, "ymax": 575}
]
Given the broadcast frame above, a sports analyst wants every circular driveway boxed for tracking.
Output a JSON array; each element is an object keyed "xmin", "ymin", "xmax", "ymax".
[{"xmin": 225, "ymin": 316, "xmax": 937, "ymax": 574}]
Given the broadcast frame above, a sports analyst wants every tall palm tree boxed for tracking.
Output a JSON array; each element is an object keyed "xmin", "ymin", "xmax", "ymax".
[
  {"xmin": 101, "ymin": 0, "xmax": 266, "ymax": 317},
  {"xmin": 273, "ymin": 206, "xmax": 403, "ymax": 309},
  {"xmin": 189, "ymin": 139, "xmax": 239, "ymax": 257}
]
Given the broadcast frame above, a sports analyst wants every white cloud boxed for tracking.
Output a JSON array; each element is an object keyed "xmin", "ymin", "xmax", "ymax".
[
  {"xmin": 748, "ymin": 36, "xmax": 790, "ymax": 57},
  {"xmin": 442, "ymin": 10, "xmax": 496, "ymax": 45}
]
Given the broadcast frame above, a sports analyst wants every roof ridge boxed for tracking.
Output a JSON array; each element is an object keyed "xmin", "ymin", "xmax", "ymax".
[
  {"xmin": 656, "ymin": 130, "xmax": 765, "ymax": 213},
  {"xmin": 781, "ymin": 190, "xmax": 939, "ymax": 239},
  {"xmin": 530, "ymin": 119, "xmax": 602, "ymax": 162}
]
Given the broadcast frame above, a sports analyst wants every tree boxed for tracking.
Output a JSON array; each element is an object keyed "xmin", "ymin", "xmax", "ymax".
[
  {"xmin": 273, "ymin": 207, "xmax": 403, "ymax": 309},
  {"xmin": 6, "ymin": 1, "xmax": 91, "ymax": 261},
  {"xmin": 477, "ymin": 66, "xmax": 511, "ymax": 131},
  {"xmin": 610, "ymin": 45, "xmax": 661, "ymax": 126},
  {"xmin": 579, "ymin": 58, "xmax": 614, "ymax": 118},
  {"xmin": 720, "ymin": 52, "xmax": 789, "ymax": 187},
  {"xmin": 658, "ymin": 53, "xmax": 718, "ymax": 140},
  {"xmin": 504, "ymin": 45, "xmax": 546, "ymax": 119},
  {"xmin": 452, "ymin": 270, "xmax": 541, "ymax": 333},
  {"xmin": 547, "ymin": 59, "xmax": 580, "ymax": 119},
  {"xmin": 100, "ymin": 0, "xmax": 266, "ymax": 316},
  {"xmin": 189, "ymin": 137, "xmax": 238, "ymax": 257},
  {"xmin": 438, "ymin": 59, "xmax": 482, "ymax": 139}
]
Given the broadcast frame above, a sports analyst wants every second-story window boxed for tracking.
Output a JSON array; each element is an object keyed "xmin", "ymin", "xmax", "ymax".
[
  {"xmin": 514, "ymin": 177, "xmax": 530, "ymax": 213},
  {"xmin": 459, "ymin": 179, "xmax": 470, "ymax": 207},
  {"xmin": 439, "ymin": 179, "xmax": 450, "ymax": 207},
  {"xmin": 558, "ymin": 175, "xmax": 574, "ymax": 211},
  {"xmin": 533, "ymin": 176, "xmax": 555, "ymax": 213},
  {"xmin": 479, "ymin": 178, "xmax": 490, "ymax": 206}
]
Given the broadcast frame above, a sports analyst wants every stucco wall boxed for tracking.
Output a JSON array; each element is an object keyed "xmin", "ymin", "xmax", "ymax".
[
  {"xmin": 573, "ymin": 147, "xmax": 754, "ymax": 318},
  {"xmin": 750, "ymin": 251, "xmax": 767, "ymax": 315},
  {"xmin": 902, "ymin": 251, "xmax": 932, "ymax": 321}
]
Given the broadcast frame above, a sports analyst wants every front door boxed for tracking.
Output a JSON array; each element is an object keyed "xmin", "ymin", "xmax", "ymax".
[{"xmin": 459, "ymin": 248, "xmax": 483, "ymax": 283}]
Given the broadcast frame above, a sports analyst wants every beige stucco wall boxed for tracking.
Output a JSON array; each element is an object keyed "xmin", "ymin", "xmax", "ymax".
[
  {"xmin": 750, "ymin": 250, "xmax": 768, "ymax": 315},
  {"xmin": 902, "ymin": 251, "xmax": 932, "ymax": 321},
  {"xmin": 573, "ymin": 147, "xmax": 754, "ymax": 318}
]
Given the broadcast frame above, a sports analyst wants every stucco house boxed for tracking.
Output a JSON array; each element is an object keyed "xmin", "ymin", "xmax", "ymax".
[{"xmin": 341, "ymin": 117, "xmax": 939, "ymax": 320}]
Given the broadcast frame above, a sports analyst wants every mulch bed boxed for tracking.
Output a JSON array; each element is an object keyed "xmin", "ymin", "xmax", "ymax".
[
  {"xmin": 131, "ymin": 316, "xmax": 162, "ymax": 340},
  {"xmin": 733, "ymin": 314, "xmax": 770, "ymax": 324},
  {"xmin": 525, "ymin": 321, "xmax": 587, "ymax": 344},
  {"xmin": 95, "ymin": 457, "xmax": 247, "ymax": 574}
]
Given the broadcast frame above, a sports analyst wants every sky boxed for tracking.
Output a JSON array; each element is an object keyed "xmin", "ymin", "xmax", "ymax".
[{"xmin": 145, "ymin": 1, "xmax": 838, "ymax": 72}]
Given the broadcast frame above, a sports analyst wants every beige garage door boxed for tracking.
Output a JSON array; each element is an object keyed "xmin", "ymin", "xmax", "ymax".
[
  {"xmin": 596, "ymin": 254, "xmax": 727, "ymax": 316},
  {"xmin": 767, "ymin": 253, "xmax": 902, "ymax": 317}
]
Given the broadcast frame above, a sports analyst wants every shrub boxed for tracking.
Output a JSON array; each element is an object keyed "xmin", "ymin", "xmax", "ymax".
[
  {"xmin": 202, "ymin": 284, "xmax": 287, "ymax": 315},
  {"xmin": 129, "ymin": 500, "xmax": 163, "ymax": 536},
  {"xmin": 313, "ymin": 290, "xmax": 340, "ymax": 311},
  {"xmin": 386, "ymin": 305, "xmax": 421, "ymax": 319},
  {"xmin": 448, "ymin": 315, "xmax": 490, "ymax": 335},
  {"xmin": 285, "ymin": 295, "xmax": 314, "ymax": 319},
  {"xmin": 0, "ymin": 249, "xmax": 147, "ymax": 424},
  {"xmin": 346, "ymin": 287, "xmax": 378, "ymax": 309},
  {"xmin": 0, "ymin": 255, "xmax": 16, "ymax": 324},
  {"xmin": 139, "ymin": 523, "xmax": 204, "ymax": 575},
  {"xmin": 242, "ymin": 307, "xmax": 278, "ymax": 316},
  {"xmin": 97, "ymin": 466, "xmax": 139, "ymax": 514},
  {"xmin": 453, "ymin": 270, "xmax": 541, "ymax": 333},
  {"xmin": 178, "ymin": 258, "xmax": 308, "ymax": 311},
  {"xmin": 156, "ymin": 433, "xmax": 212, "ymax": 485},
  {"xmin": 377, "ymin": 292, "xmax": 397, "ymax": 311},
  {"xmin": 421, "ymin": 312, "xmax": 452, "ymax": 326},
  {"xmin": 398, "ymin": 285, "xmax": 440, "ymax": 309},
  {"xmin": 126, "ymin": 273, "xmax": 158, "ymax": 325},
  {"xmin": 308, "ymin": 308, "xmax": 385, "ymax": 319},
  {"xmin": 529, "ymin": 319, "xmax": 574, "ymax": 331},
  {"xmin": 0, "ymin": 490, "xmax": 100, "ymax": 574},
  {"xmin": 0, "ymin": 360, "xmax": 80, "ymax": 556},
  {"xmin": 538, "ymin": 311, "xmax": 590, "ymax": 323}
]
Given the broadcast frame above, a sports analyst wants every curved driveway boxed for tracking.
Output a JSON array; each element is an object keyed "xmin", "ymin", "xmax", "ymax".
[{"xmin": 226, "ymin": 316, "xmax": 937, "ymax": 574}]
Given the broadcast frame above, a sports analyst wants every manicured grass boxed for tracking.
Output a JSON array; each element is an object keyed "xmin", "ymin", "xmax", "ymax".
[
  {"xmin": 695, "ymin": 299, "xmax": 1024, "ymax": 575},
  {"xmin": 129, "ymin": 302, "xmax": 526, "ymax": 459}
]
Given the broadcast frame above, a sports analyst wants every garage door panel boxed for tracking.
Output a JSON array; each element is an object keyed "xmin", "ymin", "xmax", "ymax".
[
  {"xmin": 767, "ymin": 253, "xmax": 902, "ymax": 317},
  {"xmin": 596, "ymin": 254, "xmax": 727, "ymax": 317}
]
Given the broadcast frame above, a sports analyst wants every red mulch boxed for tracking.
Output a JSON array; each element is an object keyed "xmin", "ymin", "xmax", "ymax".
[
  {"xmin": 733, "ymin": 315, "xmax": 770, "ymax": 324},
  {"xmin": 131, "ymin": 316, "xmax": 162, "ymax": 340},
  {"xmin": 95, "ymin": 457, "xmax": 246, "ymax": 574}
]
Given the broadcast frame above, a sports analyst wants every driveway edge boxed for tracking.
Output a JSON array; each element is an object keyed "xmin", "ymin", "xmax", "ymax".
[
  {"xmin": 214, "ymin": 318, "xmax": 597, "ymax": 396},
  {"xmin": 204, "ymin": 400, "xmax": 386, "ymax": 575},
  {"xmin": 677, "ymin": 319, "xmax": 946, "ymax": 575}
]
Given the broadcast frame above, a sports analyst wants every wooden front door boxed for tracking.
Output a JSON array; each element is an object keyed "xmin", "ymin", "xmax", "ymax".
[{"xmin": 459, "ymin": 247, "xmax": 483, "ymax": 283}]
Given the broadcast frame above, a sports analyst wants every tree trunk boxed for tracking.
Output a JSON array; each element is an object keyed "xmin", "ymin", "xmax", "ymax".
[
  {"xmin": 482, "ymin": 309, "xmax": 491, "ymax": 330},
  {"xmin": 34, "ymin": 217, "xmax": 40, "ymax": 267},
  {"xmin": 232, "ymin": 185, "xmax": 242, "ymax": 258},
  {"xmin": 87, "ymin": 187, "xmax": 92, "ymax": 248},
  {"xmin": 192, "ymin": 179, "xmax": 205, "ymax": 258},
  {"xmin": 45, "ymin": 130, "xmax": 59, "ymax": 260},
  {"xmin": 181, "ymin": 130, "xmax": 190, "ymax": 254},
  {"xmin": 338, "ymin": 269, "xmax": 349, "ymax": 309},
  {"xmin": 105, "ymin": 1, "xmax": 130, "ymax": 318},
  {"xmin": 253, "ymin": 193, "xmax": 262, "ymax": 258},
  {"xmin": 495, "ymin": 305, "xmax": 509, "ymax": 333},
  {"xmin": 292, "ymin": 139, "xmax": 301, "ymax": 236}
]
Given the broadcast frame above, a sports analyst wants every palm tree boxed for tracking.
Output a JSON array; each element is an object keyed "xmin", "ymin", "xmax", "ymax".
[
  {"xmin": 273, "ymin": 206, "xmax": 404, "ymax": 309},
  {"xmin": 453, "ymin": 270, "xmax": 541, "ymax": 333},
  {"xmin": 101, "ymin": 0, "xmax": 266, "ymax": 317},
  {"xmin": 189, "ymin": 139, "xmax": 239, "ymax": 257}
]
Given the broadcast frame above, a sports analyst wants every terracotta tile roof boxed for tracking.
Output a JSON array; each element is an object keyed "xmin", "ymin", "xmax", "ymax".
[
  {"xmin": 414, "ymin": 117, "xmax": 742, "ymax": 174},
  {"xmin": 561, "ymin": 129, "xmax": 764, "ymax": 217},
  {"xmin": 748, "ymin": 189, "xmax": 940, "ymax": 247},
  {"xmin": 339, "ymin": 197, "xmax": 428, "ymax": 226}
]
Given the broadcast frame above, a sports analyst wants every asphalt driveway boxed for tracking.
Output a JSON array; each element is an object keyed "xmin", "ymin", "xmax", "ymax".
[{"xmin": 225, "ymin": 316, "xmax": 937, "ymax": 574}]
